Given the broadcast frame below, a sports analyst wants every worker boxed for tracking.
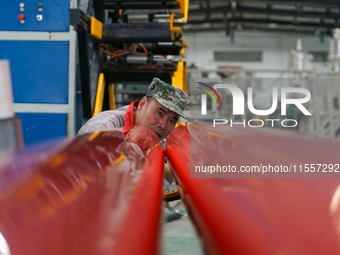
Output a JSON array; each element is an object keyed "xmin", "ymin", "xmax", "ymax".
[
  {"xmin": 78, "ymin": 77, "xmax": 189, "ymax": 186},
  {"xmin": 78, "ymin": 77, "xmax": 188, "ymax": 138}
]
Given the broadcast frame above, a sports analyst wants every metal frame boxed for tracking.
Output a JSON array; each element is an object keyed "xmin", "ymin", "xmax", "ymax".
[{"xmin": 185, "ymin": 0, "xmax": 340, "ymax": 36}]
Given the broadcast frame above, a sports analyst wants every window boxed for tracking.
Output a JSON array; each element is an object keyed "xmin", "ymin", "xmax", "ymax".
[{"xmin": 214, "ymin": 51, "xmax": 263, "ymax": 62}]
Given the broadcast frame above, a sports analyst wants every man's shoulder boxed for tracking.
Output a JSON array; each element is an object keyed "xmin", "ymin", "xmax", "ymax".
[
  {"xmin": 78, "ymin": 105, "xmax": 129, "ymax": 134},
  {"xmin": 89, "ymin": 106, "xmax": 129, "ymax": 123},
  {"xmin": 99, "ymin": 105, "xmax": 129, "ymax": 117}
]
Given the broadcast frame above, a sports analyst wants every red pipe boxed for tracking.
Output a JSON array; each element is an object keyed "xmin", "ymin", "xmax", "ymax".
[
  {"xmin": 112, "ymin": 144, "xmax": 164, "ymax": 255},
  {"xmin": 0, "ymin": 131, "xmax": 163, "ymax": 255},
  {"xmin": 165, "ymin": 122, "xmax": 340, "ymax": 255}
]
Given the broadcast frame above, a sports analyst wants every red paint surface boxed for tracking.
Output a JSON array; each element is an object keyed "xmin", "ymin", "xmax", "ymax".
[
  {"xmin": 0, "ymin": 131, "xmax": 163, "ymax": 255},
  {"xmin": 166, "ymin": 122, "xmax": 340, "ymax": 255}
]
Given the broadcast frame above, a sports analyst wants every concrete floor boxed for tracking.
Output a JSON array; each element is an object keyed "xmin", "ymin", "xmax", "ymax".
[{"xmin": 162, "ymin": 201, "xmax": 204, "ymax": 255}]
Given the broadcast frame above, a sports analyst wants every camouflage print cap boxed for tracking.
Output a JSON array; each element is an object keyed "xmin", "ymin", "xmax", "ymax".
[{"xmin": 146, "ymin": 78, "xmax": 189, "ymax": 119}]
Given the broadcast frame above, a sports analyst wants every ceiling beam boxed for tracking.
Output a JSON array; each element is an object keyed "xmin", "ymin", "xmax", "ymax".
[
  {"xmin": 183, "ymin": 25, "xmax": 331, "ymax": 35},
  {"xmin": 188, "ymin": 17, "xmax": 339, "ymax": 28},
  {"xmin": 189, "ymin": 4, "xmax": 340, "ymax": 19},
  {"xmin": 189, "ymin": 0, "xmax": 340, "ymax": 4}
]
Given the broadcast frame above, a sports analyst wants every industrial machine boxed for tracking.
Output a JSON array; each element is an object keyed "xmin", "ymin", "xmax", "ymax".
[
  {"xmin": 0, "ymin": 0, "xmax": 189, "ymax": 145},
  {"xmin": 71, "ymin": 0, "xmax": 189, "ymax": 121}
]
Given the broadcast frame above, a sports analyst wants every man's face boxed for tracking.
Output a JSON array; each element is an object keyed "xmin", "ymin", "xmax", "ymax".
[{"xmin": 135, "ymin": 97, "xmax": 179, "ymax": 140}]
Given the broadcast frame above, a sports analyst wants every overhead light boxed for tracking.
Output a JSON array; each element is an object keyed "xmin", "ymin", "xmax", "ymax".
[
  {"xmin": 203, "ymin": 23, "xmax": 211, "ymax": 28},
  {"xmin": 268, "ymin": 23, "xmax": 278, "ymax": 28}
]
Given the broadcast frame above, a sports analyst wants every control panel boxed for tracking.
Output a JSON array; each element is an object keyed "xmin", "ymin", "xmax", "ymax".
[{"xmin": 0, "ymin": 0, "xmax": 69, "ymax": 31}]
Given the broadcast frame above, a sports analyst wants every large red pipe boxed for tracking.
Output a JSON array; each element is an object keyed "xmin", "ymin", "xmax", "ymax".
[
  {"xmin": 0, "ymin": 131, "xmax": 163, "ymax": 255},
  {"xmin": 166, "ymin": 122, "xmax": 340, "ymax": 255}
]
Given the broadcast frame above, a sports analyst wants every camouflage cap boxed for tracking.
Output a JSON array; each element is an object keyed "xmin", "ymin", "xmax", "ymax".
[{"xmin": 146, "ymin": 78, "xmax": 189, "ymax": 119}]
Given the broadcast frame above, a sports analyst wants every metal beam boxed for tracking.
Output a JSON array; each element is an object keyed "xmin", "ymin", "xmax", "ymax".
[
  {"xmin": 187, "ymin": 17, "xmax": 339, "ymax": 29},
  {"xmin": 102, "ymin": 0, "xmax": 180, "ymax": 9},
  {"xmin": 189, "ymin": 5, "xmax": 340, "ymax": 20},
  {"xmin": 102, "ymin": 23, "xmax": 171, "ymax": 43},
  {"xmin": 183, "ymin": 25, "xmax": 331, "ymax": 36},
  {"xmin": 243, "ymin": 0, "xmax": 340, "ymax": 4}
]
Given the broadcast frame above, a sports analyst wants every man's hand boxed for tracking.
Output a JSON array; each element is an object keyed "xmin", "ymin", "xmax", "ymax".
[{"xmin": 125, "ymin": 125, "xmax": 160, "ymax": 154}]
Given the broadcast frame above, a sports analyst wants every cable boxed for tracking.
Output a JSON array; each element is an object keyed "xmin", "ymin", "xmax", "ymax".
[{"xmin": 99, "ymin": 43, "xmax": 148, "ymax": 61}]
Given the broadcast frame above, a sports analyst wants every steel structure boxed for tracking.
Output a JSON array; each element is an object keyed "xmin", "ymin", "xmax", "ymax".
[
  {"xmin": 186, "ymin": 0, "xmax": 340, "ymax": 37},
  {"xmin": 72, "ymin": 0, "xmax": 189, "ymax": 120}
]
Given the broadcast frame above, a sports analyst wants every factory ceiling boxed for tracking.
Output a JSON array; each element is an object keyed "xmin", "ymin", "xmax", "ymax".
[{"xmin": 184, "ymin": 0, "xmax": 340, "ymax": 37}]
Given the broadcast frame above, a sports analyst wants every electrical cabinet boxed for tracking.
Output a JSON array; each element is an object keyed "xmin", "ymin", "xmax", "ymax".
[{"xmin": 0, "ymin": 0, "xmax": 77, "ymax": 145}]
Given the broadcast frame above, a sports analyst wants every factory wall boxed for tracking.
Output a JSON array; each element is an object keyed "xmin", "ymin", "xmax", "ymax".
[{"xmin": 184, "ymin": 31, "xmax": 330, "ymax": 73}]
